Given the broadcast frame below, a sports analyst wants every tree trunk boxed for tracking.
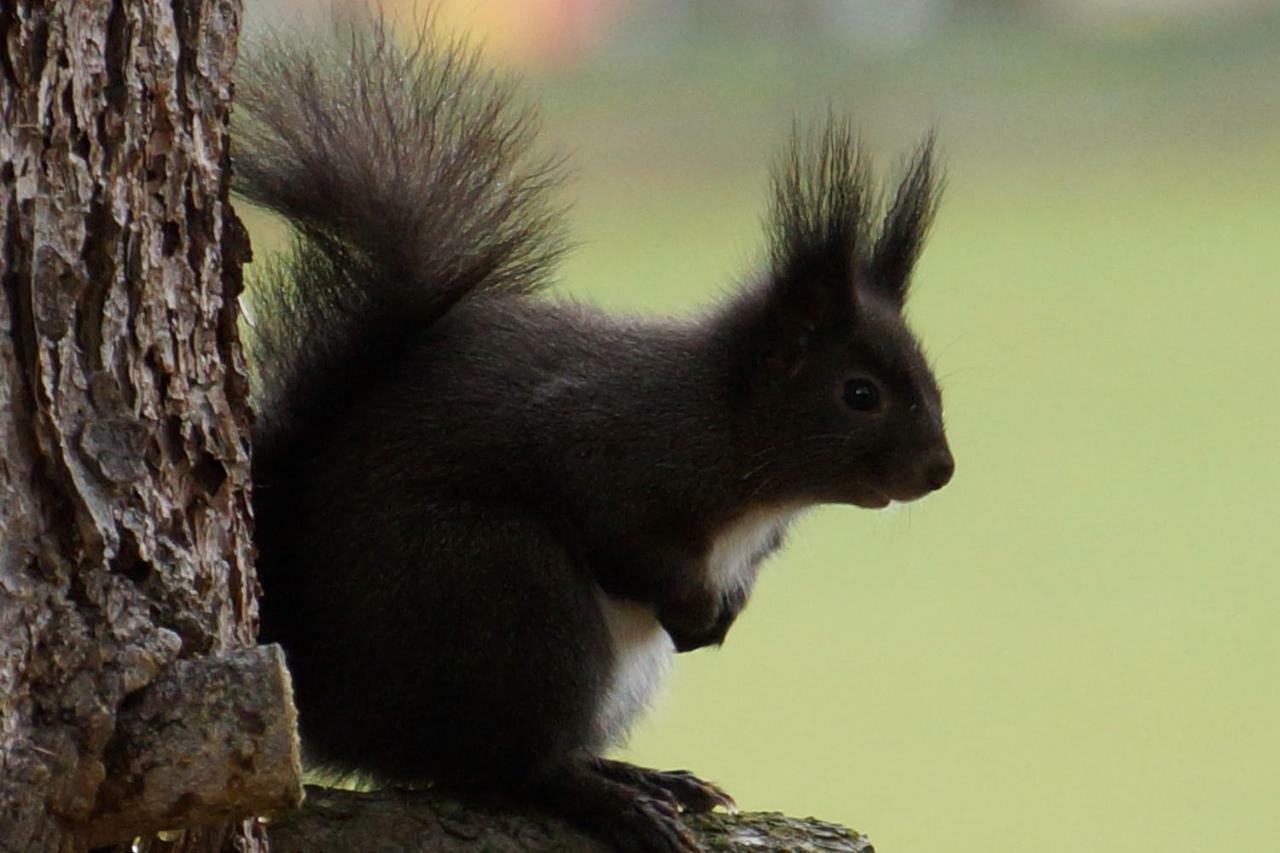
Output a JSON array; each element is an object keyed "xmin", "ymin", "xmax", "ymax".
[{"xmin": 0, "ymin": 2, "xmax": 298, "ymax": 851}]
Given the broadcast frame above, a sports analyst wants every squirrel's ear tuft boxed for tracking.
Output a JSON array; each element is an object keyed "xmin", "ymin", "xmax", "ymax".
[
  {"xmin": 869, "ymin": 134, "xmax": 942, "ymax": 304},
  {"xmin": 764, "ymin": 116, "xmax": 870, "ymax": 338}
]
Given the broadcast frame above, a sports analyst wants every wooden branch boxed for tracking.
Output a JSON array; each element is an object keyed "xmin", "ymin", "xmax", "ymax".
[
  {"xmin": 76, "ymin": 645, "xmax": 304, "ymax": 848},
  {"xmin": 266, "ymin": 785, "xmax": 875, "ymax": 852}
]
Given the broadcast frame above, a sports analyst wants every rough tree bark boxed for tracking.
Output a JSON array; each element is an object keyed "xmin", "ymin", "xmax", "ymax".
[{"xmin": 0, "ymin": 2, "xmax": 299, "ymax": 851}]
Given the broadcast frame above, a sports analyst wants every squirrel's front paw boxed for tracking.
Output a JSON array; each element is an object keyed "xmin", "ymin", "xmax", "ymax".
[{"xmin": 658, "ymin": 586, "xmax": 747, "ymax": 652}]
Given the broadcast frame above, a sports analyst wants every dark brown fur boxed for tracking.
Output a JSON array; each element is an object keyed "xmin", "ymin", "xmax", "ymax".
[{"xmin": 237, "ymin": 15, "xmax": 952, "ymax": 853}]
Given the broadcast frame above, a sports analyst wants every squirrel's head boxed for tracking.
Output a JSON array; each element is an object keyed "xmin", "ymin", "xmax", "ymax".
[{"xmin": 725, "ymin": 120, "xmax": 952, "ymax": 509}]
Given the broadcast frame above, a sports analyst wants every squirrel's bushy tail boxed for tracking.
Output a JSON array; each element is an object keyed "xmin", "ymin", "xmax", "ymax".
[{"xmin": 234, "ymin": 13, "xmax": 565, "ymax": 449}]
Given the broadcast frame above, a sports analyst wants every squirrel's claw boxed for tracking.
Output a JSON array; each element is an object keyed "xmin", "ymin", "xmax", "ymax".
[{"xmin": 593, "ymin": 757, "xmax": 737, "ymax": 814}]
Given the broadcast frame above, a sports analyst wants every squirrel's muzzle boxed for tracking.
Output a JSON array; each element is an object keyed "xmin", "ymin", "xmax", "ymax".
[{"xmin": 924, "ymin": 445, "xmax": 955, "ymax": 491}]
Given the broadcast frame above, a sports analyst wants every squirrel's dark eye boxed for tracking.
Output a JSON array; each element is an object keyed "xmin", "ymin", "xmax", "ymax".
[{"xmin": 842, "ymin": 378, "xmax": 881, "ymax": 412}]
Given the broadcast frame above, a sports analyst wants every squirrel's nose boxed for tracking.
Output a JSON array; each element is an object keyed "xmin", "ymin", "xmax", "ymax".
[{"xmin": 925, "ymin": 447, "xmax": 955, "ymax": 491}]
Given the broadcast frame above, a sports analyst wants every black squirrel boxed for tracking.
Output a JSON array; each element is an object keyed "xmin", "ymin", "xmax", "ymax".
[{"xmin": 235, "ymin": 15, "xmax": 953, "ymax": 853}]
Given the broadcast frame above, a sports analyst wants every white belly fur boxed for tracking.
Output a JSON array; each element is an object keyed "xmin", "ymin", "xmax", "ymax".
[
  {"xmin": 591, "ymin": 507, "xmax": 800, "ymax": 747},
  {"xmin": 705, "ymin": 506, "xmax": 799, "ymax": 600},
  {"xmin": 592, "ymin": 589, "xmax": 674, "ymax": 748}
]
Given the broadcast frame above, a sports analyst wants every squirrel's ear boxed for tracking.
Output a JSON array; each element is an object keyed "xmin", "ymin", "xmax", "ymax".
[
  {"xmin": 751, "ymin": 269, "xmax": 853, "ymax": 376},
  {"xmin": 757, "ymin": 116, "xmax": 868, "ymax": 370},
  {"xmin": 868, "ymin": 135, "xmax": 941, "ymax": 304}
]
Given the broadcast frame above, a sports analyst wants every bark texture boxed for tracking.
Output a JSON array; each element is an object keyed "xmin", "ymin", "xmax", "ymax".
[
  {"xmin": 79, "ymin": 646, "xmax": 302, "ymax": 848},
  {"xmin": 268, "ymin": 786, "xmax": 877, "ymax": 853},
  {"xmin": 0, "ymin": 1, "xmax": 277, "ymax": 851}
]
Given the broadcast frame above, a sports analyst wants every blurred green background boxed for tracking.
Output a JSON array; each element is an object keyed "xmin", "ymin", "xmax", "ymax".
[{"xmin": 242, "ymin": 2, "xmax": 1280, "ymax": 851}]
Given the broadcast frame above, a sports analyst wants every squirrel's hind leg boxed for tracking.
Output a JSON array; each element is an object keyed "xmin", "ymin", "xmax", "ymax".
[{"xmin": 425, "ymin": 513, "xmax": 714, "ymax": 850}]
